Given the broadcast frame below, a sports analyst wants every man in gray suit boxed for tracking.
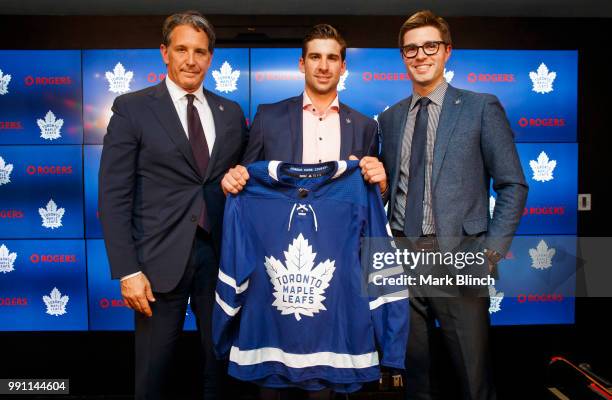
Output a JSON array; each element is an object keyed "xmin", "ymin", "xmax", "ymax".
[{"xmin": 378, "ymin": 10, "xmax": 528, "ymax": 400}]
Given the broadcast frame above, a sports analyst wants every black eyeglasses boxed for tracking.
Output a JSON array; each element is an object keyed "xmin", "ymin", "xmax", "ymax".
[{"xmin": 400, "ymin": 41, "xmax": 447, "ymax": 59}]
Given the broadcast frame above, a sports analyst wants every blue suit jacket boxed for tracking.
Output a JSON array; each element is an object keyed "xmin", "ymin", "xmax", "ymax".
[
  {"xmin": 99, "ymin": 81, "xmax": 248, "ymax": 292},
  {"xmin": 242, "ymin": 95, "xmax": 379, "ymax": 164},
  {"xmin": 379, "ymin": 85, "xmax": 528, "ymax": 255}
]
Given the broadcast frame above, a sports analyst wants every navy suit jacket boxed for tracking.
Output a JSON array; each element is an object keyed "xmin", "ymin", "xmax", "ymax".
[
  {"xmin": 379, "ymin": 85, "xmax": 528, "ymax": 255},
  {"xmin": 99, "ymin": 81, "xmax": 248, "ymax": 293},
  {"xmin": 242, "ymin": 95, "xmax": 379, "ymax": 164}
]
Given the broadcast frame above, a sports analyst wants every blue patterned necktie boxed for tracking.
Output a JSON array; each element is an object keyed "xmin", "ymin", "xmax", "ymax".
[{"xmin": 403, "ymin": 97, "xmax": 431, "ymax": 237}]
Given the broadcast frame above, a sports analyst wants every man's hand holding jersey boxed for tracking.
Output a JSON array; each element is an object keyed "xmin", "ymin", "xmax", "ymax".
[
  {"xmin": 221, "ymin": 165, "xmax": 250, "ymax": 195},
  {"xmin": 222, "ymin": 156, "xmax": 387, "ymax": 196},
  {"xmin": 350, "ymin": 155, "xmax": 388, "ymax": 195}
]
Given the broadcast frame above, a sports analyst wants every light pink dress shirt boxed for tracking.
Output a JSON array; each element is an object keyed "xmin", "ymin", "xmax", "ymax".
[{"xmin": 301, "ymin": 92, "xmax": 341, "ymax": 164}]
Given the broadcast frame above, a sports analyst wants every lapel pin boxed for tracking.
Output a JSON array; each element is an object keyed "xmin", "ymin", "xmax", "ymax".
[
  {"xmin": 455, "ymin": 99, "xmax": 461, "ymax": 105},
  {"xmin": 346, "ymin": 118, "xmax": 351, "ymax": 124},
  {"xmin": 219, "ymin": 104, "xmax": 224, "ymax": 111}
]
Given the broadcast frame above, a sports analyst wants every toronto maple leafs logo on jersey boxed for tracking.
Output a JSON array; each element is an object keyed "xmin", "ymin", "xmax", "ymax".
[
  {"xmin": 106, "ymin": 62, "xmax": 134, "ymax": 94},
  {"xmin": 488, "ymin": 285, "xmax": 504, "ymax": 314},
  {"xmin": 529, "ymin": 63, "xmax": 556, "ymax": 94},
  {"xmin": 529, "ymin": 240, "xmax": 556, "ymax": 270},
  {"xmin": 39, "ymin": 199, "xmax": 65, "ymax": 229},
  {"xmin": 0, "ymin": 156, "xmax": 14, "ymax": 185},
  {"xmin": 489, "ymin": 195, "xmax": 496, "ymax": 219},
  {"xmin": 37, "ymin": 110, "xmax": 64, "ymax": 140},
  {"xmin": 444, "ymin": 68, "xmax": 454, "ymax": 83},
  {"xmin": 212, "ymin": 61, "xmax": 240, "ymax": 93},
  {"xmin": 337, "ymin": 70, "xmax": 349, "ymax": 91},
  {"xmin": 265, "ymin": 234, "xmax": 335, "ymax": 321},
  {"xmin": 0, "ymin": 69, "xmax": 11, "ymax": 95},
  {"xmin": 0, "ymin": 244, "xmax": 17, "ymax": 274},
  {"xmin": 43, "ymin": 287, "xmax": 69, "ymax": 316},
  {"xmin": 529, "ymin": 151, "xmax": 556, "ymax": 182}
]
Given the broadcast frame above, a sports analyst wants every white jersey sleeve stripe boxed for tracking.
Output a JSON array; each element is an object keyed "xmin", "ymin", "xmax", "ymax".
[
  {"xmin": 216, "ymin": 292, "xmax": 242, "ymax": 316},
  {"xmin": 218, "ymin": 269, "xmax": 249, "ymax": 294},
  {"xmin": 369, "ymin": 289, "xmax": 410, "ymax": 310}
]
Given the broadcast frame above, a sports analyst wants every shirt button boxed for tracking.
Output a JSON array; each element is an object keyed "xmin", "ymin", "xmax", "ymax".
[
  {"xmin": 319, "ymin": 117, "xmax": 323, "ymax": 121},
  {"xmin": 298, "ymin": 188, "xmax": 309, "ymax": 198},
  {"xmin": 190, "ymin": 215, "xmax": 197, "ymax": 222},
  {"xmin": 319, "ymin": 137, "xmax": 322, "ymax": 141}
]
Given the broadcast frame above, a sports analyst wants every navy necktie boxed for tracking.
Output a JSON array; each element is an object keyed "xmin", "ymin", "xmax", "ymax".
[
  {"xmin": 404, "ymin": 97, "xmax": 431, "ymax": 237},
  {"xmin": 186, "ymin": 94, "xmax": 210, "ymax": 231}
]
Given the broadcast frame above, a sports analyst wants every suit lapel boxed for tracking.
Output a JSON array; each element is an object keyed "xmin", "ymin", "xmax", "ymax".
[
  {"xmin": 392, "ymin": 97, "xmax": 411, "ymax": 180},
  {"xmin": 148, "ymin": 81, "xmax": 200, "ymax": 176},
  {"xmin": 339, "ymin": 103, "xmax": 354, "ymax": 159},
  {"xmin": 203, "ymin": 89, "xmax": 227, "ymax": 181},
  {"xmin": 388, "ymin": 97, "xmax": 411, "ymax": 216},
  {"xmin": 288, "ymin": 95, "xmax": 303, "ymax": 163},
  {"xmin": 432, "ymin": 85, "xmax": 463, "ymax": 188}
]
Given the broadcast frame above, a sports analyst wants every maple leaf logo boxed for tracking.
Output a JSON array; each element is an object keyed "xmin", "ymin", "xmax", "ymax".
[
  {"xmin": 529, "ymin": 151, "xmax": 557, "ymax": 182},
  {"xmin": 36, "ymin": 110, "xmax": 63, "ymax": 140},
  {"xmin": 488, "ymin": 285, "xmax": 504, "ymax": 314},
  {"xmin": 529, "ymin": 63, "xmax": 556, "ymax": 94},
  {"xmin": 373, "ymin": 105, "xmax": 390, "ymax": 122},
  {"xmin": 43, "ymin": 287, "xmax": 69, "ymax": 316},
  {"xmin": 444, "ymin": 68, "xmax": 454, "ymax": 83},
  {"xmin": 105, "ymin": 62, "xmax": 134, "ymax": 94},
  {"xmin": 0, "ymin": 244, "xmax": 17, "ymax": 274},
  {"xmin": 0, "ymin": 156, "xmax": 14, "ymax": 186},
  {"xmin": 529, "ymin": 240, "xmax": 556, "ymax": 270},
  {"xmin": 489, "ymin": 195, "xmax": 496, "ymax": 219},
  {"xmin": 337, "ymin": 69, "xmax": 349, "ymax": 91},
  {"xmin": 212, "ymin": 61, "xmax": 240, "ymax": 93},
  {"xmin": 0, "ymin": 69, "xmax": 11, "ymax": 95},
  {"xmin": 265, "ymin": 234, "xmax": 335, "ymax": 321},
  {"xmin": 39, "ymin": 199, "xmax": 65, "ymax": 229}
]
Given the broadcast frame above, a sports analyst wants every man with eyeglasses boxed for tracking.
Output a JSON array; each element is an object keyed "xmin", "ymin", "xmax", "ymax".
[{"xmin": 378, "ymin": 10, "xmax": 527, "ymax": 400}]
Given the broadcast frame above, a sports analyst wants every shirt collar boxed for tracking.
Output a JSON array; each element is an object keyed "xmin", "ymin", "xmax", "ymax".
[
  {"xmin": 410, "ymin": 80, "xmax": 448, "ymax": 110},
  {"xmin": 302, "ymin": 92, "xmax": 340, "ymax": 115},
  {"xmin": 165, "ymin": 76, "xmax": 206, "ymax": 105}
]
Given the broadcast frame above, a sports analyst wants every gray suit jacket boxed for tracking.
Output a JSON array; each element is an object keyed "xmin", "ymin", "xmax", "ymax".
[{"xmin": 379, "ymin": 84, "xmax": 528, "ymax": 255}]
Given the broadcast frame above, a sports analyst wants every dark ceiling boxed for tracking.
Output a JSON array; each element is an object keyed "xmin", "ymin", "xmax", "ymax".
[{"xmin": 1, "ymin": 0, "xmax": 611, "ymax": 17}]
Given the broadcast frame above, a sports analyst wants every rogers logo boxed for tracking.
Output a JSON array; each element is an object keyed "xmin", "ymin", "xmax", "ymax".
[
  {"xmin": 362, "ymin": 72, "xmax": 411, "ymax": 82},
  {"xmin": 100, "ymin": 298, "xmax": 128, "ymax": 308},
  {"xmin": 0, "ymin": 210, "xmax": 24, "ymax": 218},
  {"xmin": 0, "ymin": 297, "xmax": 28, "ymax": 306},
  {"xmin": 517, "ymin": 294, "xmax": 564, "ymax": 303},
  {"xmin": 0, "ymin": 121, "xmax": 23, "ymax": 130},
  {"xmin": 24, "ymin": 76, "xmax": 73, "ymax": 86},
  {"xmin": 147, "ymin": 72, "xmax": 166, "ymax": 83},
  {"xmin": 30, "ymin": 254, "xmax": 77, "ymax": 263},
  {"xmin": 467, "ymin": 73, "xmax": 515, "ymax": 83},
  {"xmin": 25, "ymin": 165, "xmax": 73, "ymax": 175},
  {"xmin": 523, "ymin": 207, "xmax": 565, "ymax": 216},
  {"xmin": 254, "ymin": 72, "xmax": 302, "ymax": 82},
  {"xmin": 518, "ymin": 118, "xmax": 566, "ymax": 128}
]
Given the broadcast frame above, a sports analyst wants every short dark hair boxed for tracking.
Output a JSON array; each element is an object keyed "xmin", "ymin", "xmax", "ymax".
[
  {"xmin": 398, "ymin": 10, "xmax": 452, "ymax": 48},
  {"xmin": 302, "ymin": 24, "xmax": 347, "ymax": 61},
  {"xmin": 162, "ymin": 11, "xmax": 216, "ymax": 53}
]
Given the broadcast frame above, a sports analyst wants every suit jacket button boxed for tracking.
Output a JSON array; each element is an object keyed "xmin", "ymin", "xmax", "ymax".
[{"xmin": 191, "ymin": 215, "xmax": 197, "ymax": 222}]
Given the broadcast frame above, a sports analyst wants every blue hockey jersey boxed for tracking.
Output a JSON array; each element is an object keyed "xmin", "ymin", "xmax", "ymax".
[{"xmin": 213, "ymin": 160, "xmax": 409, "ymax": 393}]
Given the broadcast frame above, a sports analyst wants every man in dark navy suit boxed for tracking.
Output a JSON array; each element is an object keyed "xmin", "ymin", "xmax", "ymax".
[
  {"xmin": 221, "ymin": 24, "xmax": 388, "ymax": 196},
  {"xmin": 99, "ymin": 11, "xmax": 247, "ymax": 400}
]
